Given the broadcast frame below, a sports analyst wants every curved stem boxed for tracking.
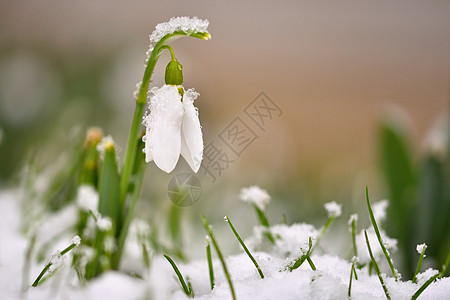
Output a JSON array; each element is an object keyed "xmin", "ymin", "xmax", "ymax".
[{"xmin": 161, "ymin": 45, "xmax": 176, "ymax": 61}]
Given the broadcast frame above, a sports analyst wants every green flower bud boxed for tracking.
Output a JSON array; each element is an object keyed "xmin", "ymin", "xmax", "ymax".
[{"xmin": 165, "ymin": 60, "xmax": 183, "ymax": 86}]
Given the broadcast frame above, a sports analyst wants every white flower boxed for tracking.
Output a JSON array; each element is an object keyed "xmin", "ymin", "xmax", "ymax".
[
  {"xmin": 239, "ymin": 185, "xmax": 271, "ymax": 211},
  {"xmin": 142, "ymin": 85, "xmax": 203, "ymax": 173}
]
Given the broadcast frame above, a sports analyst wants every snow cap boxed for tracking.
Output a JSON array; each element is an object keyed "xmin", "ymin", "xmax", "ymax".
[
  {"xmin": 324, "ymin": 201, "xmax": 342, "ymax": 218},
  {"xmin": 239, "ymin": 185, "xmax": 271, "ymax": 211}
]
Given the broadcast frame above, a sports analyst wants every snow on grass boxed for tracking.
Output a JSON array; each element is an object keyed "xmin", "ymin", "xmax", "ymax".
[
  {"xmin": 76, "ymin": 185, "xmax": 99, "ymax": 213},
  {"xmin": 324, "ymin": 201, "xmax": 342, "ymax": 218},
  {"xmin": 1, "ymin": 189, "xmax": 449, "ymax": 299},
  {"xmin": 239, "ymin": 186, "xmax": 271, "ymax": 211}
]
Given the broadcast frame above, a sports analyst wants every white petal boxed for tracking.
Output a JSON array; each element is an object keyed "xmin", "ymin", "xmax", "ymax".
[
  {"xmin": 143, "ymin": 85, "xmax": 183, "ymax": 173},
  {"xmin": 180, "ymin": 88, "xmax": 203, "ymax": 172}
]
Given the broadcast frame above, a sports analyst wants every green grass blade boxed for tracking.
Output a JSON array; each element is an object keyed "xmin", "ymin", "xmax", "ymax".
[
  {"xmin": 411, "ymin": 272, "xmax": 440, "ymax": 300},
  {"xmin": 98, "ymin": 140, "xmax": 120, "ymax": 231},
  {"xmin": 366, "ymin": 186, "xmax": 398, "ymax": 280},
  {"xmin": 163, "ymin": 254, "xmax": 193, "ymax": 298},
  {"xmin": 202, "ymin": 215, "xmax": 236, "ymax": 300},
  {"xmin": 206, "ymin": 238, "xmax": 215, "ymax": 290},
  {"xmin": 412, "ymin": 245, "xmax": 427, "ymax": 283},
  {"xmin": 364, "ymin": 230, "xmax": 391, "ymax": 300},
  {"xmin": 225, "ymin": 216, "xmax": 264, "ymax": 279},
  {"xmin": 253, "ymin": 204, "xmax": 275, "ymax": 244},
  {"xmin": 379, "ymin": 121, "xmax": 417, "ymax": 277},
  {"xmin": 348, "ymin": 262, "xmax": 355, "ymax": 298},
  {"xmin": 112, "ymin": 132, "xmax": 146, "ymax": 270},
  {"xmin": 439, "ymin": 251, "xmax": 450, "ymax": 278},
  {"xmin": 289, "ymin": 236, "xmax": 315, "ymax": 271},
  {"xmin": 32, "ymin": 239, "xmax": 79, "ymax": 287}
]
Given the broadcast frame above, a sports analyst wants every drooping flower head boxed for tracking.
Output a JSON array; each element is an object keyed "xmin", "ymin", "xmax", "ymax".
[{"xmin": 142, "ymin": 85, "xmax": 203, "ymax": 173}]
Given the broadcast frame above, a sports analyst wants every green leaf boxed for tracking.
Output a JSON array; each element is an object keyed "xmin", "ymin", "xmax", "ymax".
[
  {"xmin": 98, "ymin": 141, "xmax": 120, "ymax": 230},
  {"xmin": 378, "ymin": 120, "xmax": 417, "ymax": 276},
  {"xmin": 418, "ymin": 155, "xmax": 447, "ymax": 257}
]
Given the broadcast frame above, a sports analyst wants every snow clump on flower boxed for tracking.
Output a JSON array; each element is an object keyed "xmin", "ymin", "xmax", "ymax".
[{"xmin": 147, "ymin": 17, "xmax": 209, "ymax": 56}]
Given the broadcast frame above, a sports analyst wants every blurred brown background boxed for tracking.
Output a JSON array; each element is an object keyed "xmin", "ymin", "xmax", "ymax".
[{"xmin": 0, "ymin": 1, "xmax": 449, "ymax": 209}]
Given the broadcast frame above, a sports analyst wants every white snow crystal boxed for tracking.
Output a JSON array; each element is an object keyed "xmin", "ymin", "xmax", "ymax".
[
  {"xmin": 71, "ymin": 235, "xmax": 81, "ymax": 246},
  {"xmin": 324, "ymin": 201, "xmax": 342, "ymax": 218},
  {"xmin": 372, "ymin": 199, "xmax": 389, "ymax": 222},
  {"xmin": 146, "ymin": 16, "xmax": 209, "ymax": 56},
  {"xmin": 76, "ymin": 185, "xmax": 99, "ymax": 212},
  {"xmin": 239, "ymin": 185, "xmax": 271, "ymax": 211},
  {"xmin": 97, "ymin": 216, "xmax": 112, "ymax": 232},
  {"xmin": 133, "ymin": 81, "xmax": 142, "ymax": 99},
  {"xmin": 45, "ymin": 250, "xmax": 66, "ymax": 274},
  {"xmin": 416, "ymin": 243, "xmax": 427, "ymax": 255},
  {"xmin": 96, "ymin": 135, "xmax": 118, "ymax": 160},
  {"xmin": 348, "ymin": 213, "xmax": 358, "ymax": 226},
  {"xmin": 416, "ymin": 268, "xmax": 439, "ymax": 285},
  {"xmin": 132, "ymin": 219, "xmax": 151, "ymax": 238}
]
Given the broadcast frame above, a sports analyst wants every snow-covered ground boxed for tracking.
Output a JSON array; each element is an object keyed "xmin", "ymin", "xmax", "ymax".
[{"xmin": 1, "ymin": 189, "xmax": 449, "ymax": 299}]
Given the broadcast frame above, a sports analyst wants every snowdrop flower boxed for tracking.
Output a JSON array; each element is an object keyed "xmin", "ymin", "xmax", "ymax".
[{"xmin": 142, "ymin": 55, "xmax": 203, "ymax": 173}]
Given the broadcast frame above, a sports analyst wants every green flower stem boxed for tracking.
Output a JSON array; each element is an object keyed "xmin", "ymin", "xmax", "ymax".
[
  {"xmin": 225, "ymin": 216, "xmax": 264, "ymax": 279},
  {"xmin": 366, "ymin": 186, "xmax": 398, "ymax": 280},
  {"xmin": 163, "ymin": 254, "xmax": 193, "ymax": 298},
  {"xmin": 161, "ymin": 45, "xmax": 176, "ymax": 61},
  {"xmin": 116, "ymin": 31, "xmax": 210, "ymax": 269},
  {"xmin": 412, "ymin": 246, "xmax": 427, "ymax": 283},
  {"xmin": 206, "ymin": 238, "xmax": 215, "ymax": 290},
  {"xmin": 113, "ymin": 133, "xmax": 146, "ymax": 270},
  {"xmin": 119, "ymin": 31, "xmax": 210, "ymax": 208},
  {"xmin": 202, "ymin": 216, "xmax": 236, "ymax": 300},
  {"xmin": 32, "ymin": 243, "xmax": 77, "ymax": 287},
  {"xmin": 364, "ymin": 230, "xmax": 391, "ymax": 300}
]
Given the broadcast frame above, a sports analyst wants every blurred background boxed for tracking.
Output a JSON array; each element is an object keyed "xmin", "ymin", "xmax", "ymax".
[{"xmin": 0, "ymin": 0, "xmax": 449, "ymax": 275}]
